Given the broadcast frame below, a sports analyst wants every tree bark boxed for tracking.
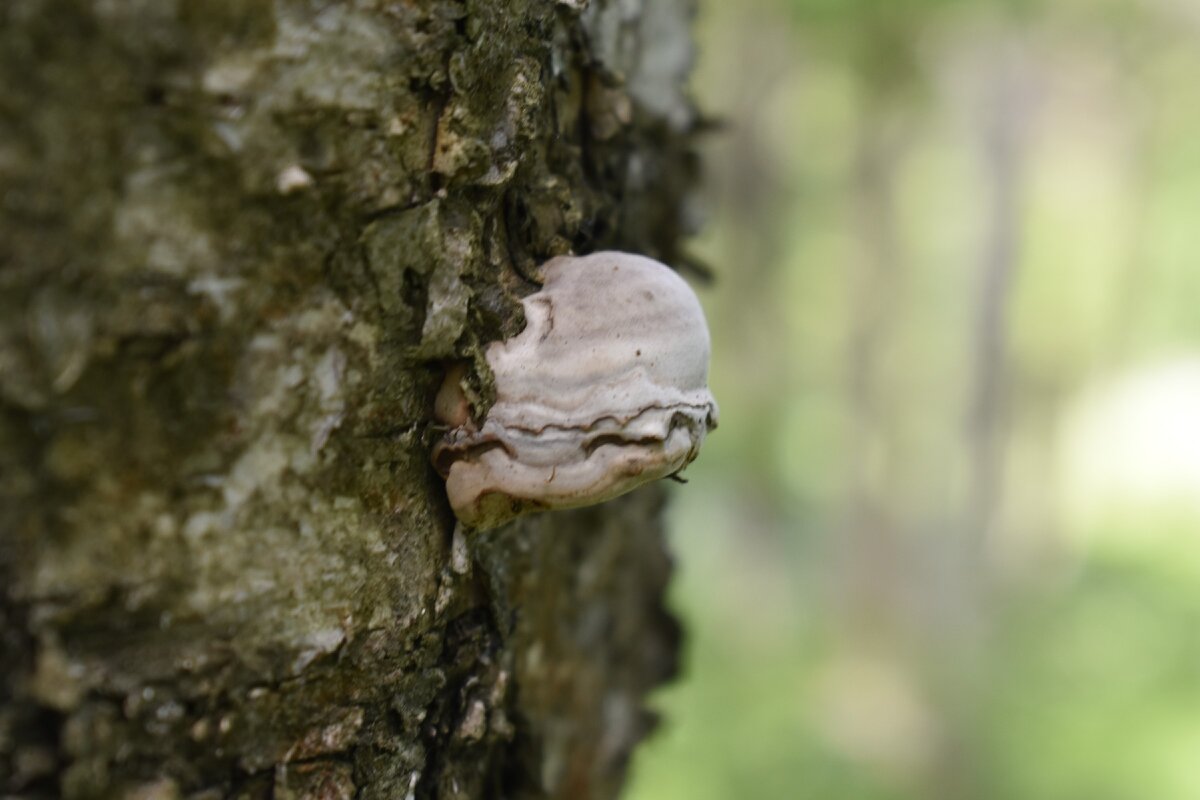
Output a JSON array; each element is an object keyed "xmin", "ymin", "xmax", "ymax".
[{"xmin": 0, "ymin": 1, "xmax": 698, "ymax": 797}]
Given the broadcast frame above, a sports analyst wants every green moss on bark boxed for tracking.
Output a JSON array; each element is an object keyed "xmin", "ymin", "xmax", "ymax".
[{"xmin": 1, "ymin": 0, "xmax": 699, "ymax": 797}]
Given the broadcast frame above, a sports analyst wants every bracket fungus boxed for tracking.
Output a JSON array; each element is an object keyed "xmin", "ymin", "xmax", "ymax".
[{"xmin": 432, "ymin": 251, "xmax": 719, "ymax": 530}]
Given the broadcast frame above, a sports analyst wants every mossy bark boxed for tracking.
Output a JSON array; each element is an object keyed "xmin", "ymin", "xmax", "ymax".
[{"xmin": 0, "ymin": 1, "xmax": 698, "ymax": 797}]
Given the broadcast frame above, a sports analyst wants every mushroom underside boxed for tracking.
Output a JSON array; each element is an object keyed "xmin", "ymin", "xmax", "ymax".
[{"xmin": 438, "ymin": 409, "xmax": 710, "ymax": 529}]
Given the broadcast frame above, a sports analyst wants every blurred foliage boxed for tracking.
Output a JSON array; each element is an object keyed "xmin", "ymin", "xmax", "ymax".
[{"xmin": 626, "ymin": 0, "xmax": 1200, "ymax": 798}]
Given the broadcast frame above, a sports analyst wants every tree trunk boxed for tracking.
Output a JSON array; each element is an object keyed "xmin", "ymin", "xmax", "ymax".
[{"xmin": 0, "ymin": 1, "xmax": 698, "ymax": 797}]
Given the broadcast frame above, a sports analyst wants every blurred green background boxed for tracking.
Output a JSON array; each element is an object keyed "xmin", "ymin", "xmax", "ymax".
[{"xmin": 626, "ymin": 1, "xmax": 1200, "ymax": 798}]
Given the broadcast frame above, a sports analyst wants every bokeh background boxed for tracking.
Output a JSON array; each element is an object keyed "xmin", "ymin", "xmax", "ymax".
[{"xmin": 627, "ymin": 1, "xmax": 1200, "ymax": 798}]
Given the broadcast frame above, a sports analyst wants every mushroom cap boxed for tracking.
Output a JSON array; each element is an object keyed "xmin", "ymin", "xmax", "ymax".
[
  {"xmin": 436, "ymin": 251, "xmax": 718, "ymax": 529},
  {"xmin": 486, "ymin": 252, "xmax": 716, "ymax": 430}
]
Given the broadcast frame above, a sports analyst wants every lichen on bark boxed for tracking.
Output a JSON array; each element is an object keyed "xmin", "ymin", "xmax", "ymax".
[{"xmin": 0, "ymin": 0, "xmax": 699, "ymax": 797}]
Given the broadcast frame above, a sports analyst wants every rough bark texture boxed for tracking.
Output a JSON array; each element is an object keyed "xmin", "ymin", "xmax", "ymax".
[{"xmin": 0, "ymin": 1, "xmax": 699, "ymax": 797}]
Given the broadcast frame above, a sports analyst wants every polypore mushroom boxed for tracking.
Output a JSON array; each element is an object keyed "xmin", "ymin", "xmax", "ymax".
[{"xmin": 432, "ymin": 251, "xmax": 718, "ymax": 530}]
